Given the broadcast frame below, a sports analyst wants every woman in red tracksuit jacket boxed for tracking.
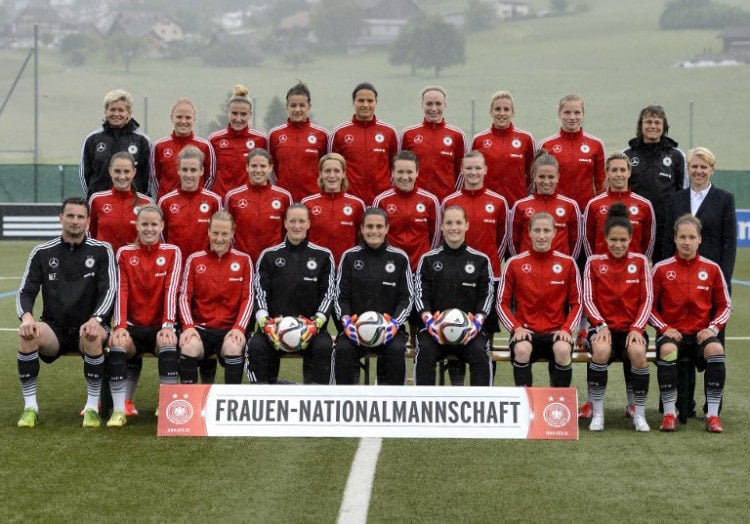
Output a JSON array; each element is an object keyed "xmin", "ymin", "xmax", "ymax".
[
  {"xmin": 301, "ymin": 153, "xmax": 366, "ymax": 266},
  {"xmin": 178, "ymin": 210, "xmax": 253, "ymax": 384},
  {"xmin": 208, "ymin": 85, "xmax": 268, "ymax": 199},
  {"xmin": 150, "ymin": 97, "xmax": 216, "ymax": 200},
  {"xmin": 89, "ymin": 152, "xmax": 153, "ymax": 254},
  {"xmin": 372, "ymin": 150, "xmax": 441, "ymax": 272},
  {"xmin": 470, "ymin": 90, "xmax": 536, "ymax": 208},
  {"xmin": 509, "ymin": 150, "xmax": 581, "ymax": 258},
  {"xmin": 329, "ymin": 82, "xmax": 398, "ymax": 204},
  {"xmin": 498, "ymin": 212, "xmax": 582, "ymax": 388},
  {"xmin": 538, "ymin": 93, "xmax": 605, "ymax": 214},
  {"xmin": 650, "ymin": 214, "xmax": 731, "ymax": 433},
  {"xmin": 582, "ymin": 202, "xmax": 653, "ymax": 432},
  {"xmin": 224, "ymin": 148, "xmax": 292, "ymax": 264},
  {"xmin": 269, "ymin": 81, "xmax": 329, "ymax": 202},
  {"xmin": 107, "ymin": 204, "xmax": 182, "ymax": 426},
  {"xmin": 583, "ymin": 151, "xmax": 655, "ymax": 258},
  {"xmin": 400, "ymin": 85, "xmax": 466, "ymax": 203}
]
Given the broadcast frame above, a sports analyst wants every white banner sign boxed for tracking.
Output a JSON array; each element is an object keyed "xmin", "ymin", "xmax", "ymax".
[{"xmin": 158, "ymin": 385, "xmax": 578, "ymax": 440}]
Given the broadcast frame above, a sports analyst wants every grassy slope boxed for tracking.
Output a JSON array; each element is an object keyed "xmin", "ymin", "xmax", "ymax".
[
  {"xmin": 1, "ymin": 241, "xmax": 749, "ymax": 521},
  {"xmin": 0, "ymin": 0, "xmax": 748, "ymax": 169}
]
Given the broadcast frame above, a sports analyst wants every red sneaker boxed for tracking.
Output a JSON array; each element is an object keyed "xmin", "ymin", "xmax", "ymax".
[
  {"xmin": 124, "ymin": 399, "xmax": 139, "ymax": 417},
  {"xmin": 705, "ymin": 415, "xmax": 723, "ymax": 433},
  {"xmin": 578, "ymin": 401, "xmax": 593, "ymax": 419},
  {"xmin": 624, "ymin": 403, "xmax": 636, "ymax": 419},
  {"xmin": 660, "ymin": 413, "xmax": 677, "ymax": 432}
]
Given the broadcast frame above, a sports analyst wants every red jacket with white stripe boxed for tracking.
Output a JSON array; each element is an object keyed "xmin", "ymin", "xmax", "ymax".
[
  {"xmin": 650, "ymin": 255, "xmax": 731, "ymax": 335},
  {"xmin": 150, "ymin": 132, "xmax": 216, "ymax": 199},
  {"xmin": 329, "ymin": 116, "xmax": 398, "ymax": 204},
  {"xmin": 471, "ymin": 123, "xmax": 536, "ymax": 207},
  {"xmin": 208, "ymin": 125, "xmax": 268, "ymax": 199},
  {"xmin": 301, "ymin": 192, "xmax": 366, "ymax": 265},
  {"xmin": 583, "ymin": 252, "xmax": 653, "ymax": 333},
  {"xmin": 269, "ymin": 119, "xmax": 329, "ymax": 202},
  {"xmin": 114, "ymin": 242, "xmax": 181, "ymax": 329},
  {"xmin": 583, "ymin": 190, "xmax": 655, "ymax": 258},
  {"xmin": 225, "ymin": 183, "xmax": 292, "ymax": 263},
  {"xmin": 400, "ymin": 119, "xmax": 466, "ymax": 203},
  {"xmin": 373, "ymin": 187, "xmax": 441, "ymax": 271},
  {"xmin": 510, "ymin": 192, "xmax": 581, "ymax": 258},
  {"xmin": 498, "ymin": 249, "xmax": 582, "ymax": 334},
  {"xmin": 442, "ymin": 187, "xmax": 508, "ymax": 278},
  {"xmin": 179, "ymin": 248, "xmax": 253, "ymax": 332},
  {"xmin": 89, "ymin": 189, "xmax": 152, "ymax": 254},
  {"xmin": 158, "ymin": 188, "xmax": 222, "ymax": 258},
  {"xmin": 538, "ymin": 128, "xmax": 606, "ymax": 212}
]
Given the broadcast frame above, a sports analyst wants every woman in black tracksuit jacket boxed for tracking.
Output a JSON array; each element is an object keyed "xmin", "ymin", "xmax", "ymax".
[
  {"xmin": 414, "ymin": 205, "xmax": 494, "ymax": 386},
  {"xmin": 335, "ymin": 207, "xmax": 412, "ymax": 385},
  {"xmin": 246, "ymin": 203, "xmax": 335, "ymax": 384}
]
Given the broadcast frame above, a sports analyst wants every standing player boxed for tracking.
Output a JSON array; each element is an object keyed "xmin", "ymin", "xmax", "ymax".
[
  {"xmin": 510, "ymin": 151, "xmax": 581, "ymax": 258},
  {"xmin": 498, "ymin": 212, "xmax": 582, "ymax": 388},
  {"xmin": 471, "ymin": 90, "xmax": 536, "ymax": 207},
  {"xmin": 89, "ymin": 152, "xmax": 153, "ymax": 254},
  {"xmin": 400, "ymin": 86, "xmax": 466, "ymax": 203},
  {"xmin": 224, "ymin": 148, "xmax": 292, "ymax": 263},
  {"xmin": 150, "ymin": 97, "xmax": 216, "ymax": 200},
  {"xmin": 329, "ymin": 82, "xmax": 398, "ymax": 204},
  {"xmin": 209, "ymin": 85, "xmax": 268, "ymax": 199},
  {"xmin": 583, "ymin": 151, "xmax": 655, "ymax": 258},
  {"xmin": 178, "ymin": 211, "xmax": 253, "ymax": 384},
  {"xmin": 335, "ymin": 208, "xmax": 413, "ymax": 385},
  {"xmin": 623, "ymin": 105, "xmax": 686, "ymax": 262},
  {"xmin": 301, "ymin": 153, "xmax": 366, "ymax": 265},
  {"xmin": 16, "ymin": 197, "xmax": 116, "ymax": 428},
  {"xmin": 159, "ymin": 146, "xmax": 223, "ymax": 260},
  {"xmin": 80, "ymin": 89, "xmax": 151, "ymax": 197},
  {"xmin": 269, "ymin": 81, "xmax": 329, "ymax": 202},
  {"xmin": 246, "ymin": 204, "xmax": 335, "ymax": 384},
  {"xmin": 650, "ymin": 215, "xmax": 731, "ymax": 433},
  {"xmin": 582, "ymin": 203, "xmax": 653, "ymax": 432},
  {"xmin": 414, "ymin": 206, "xmax": 494, "ymax": 387},
  {"xmin": 108, "ymin": 205, "xmax": 182, "ymax": 426},
  {"xmin": 538, "ymin": 93, "xmax": 605, "ymax": 213}
]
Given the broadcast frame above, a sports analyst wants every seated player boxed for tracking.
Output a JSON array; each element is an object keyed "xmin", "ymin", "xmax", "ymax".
[
  {"xmin": 108, "ymin": 204, "xmax": 182, "ymax": 426},
  {"xmin": 650, "ymin": 214, "xmax": 731, "ymax": 433},
  {"xmin": 581, "ymin": 203, "xmax": 653, "ymax": 432},
  {"xmin": 246, "ymin": 204, "xmax": 335, "ymax": 384},
  {"xmin": 498, "ymin": 212, "xmax": 582, "ymax": 388},
  {"xmin": 178, "ymin": 211, "xmax": 253, "ymax": 384},
  {"xmin": 414, "ymin": 206, "xmax": 493, "ymax": 386},
  {"xmin": 335, "ymin": 208, "xmax": 412, "ymax": 385}
]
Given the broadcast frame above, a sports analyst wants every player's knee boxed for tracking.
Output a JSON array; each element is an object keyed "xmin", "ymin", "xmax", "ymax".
[
  {"xmin": 703, "ymin": 341, "xmax": 724, "ymax": 358},
  {"xmin": 590, "ymin": 342, "xmax": 611, "ymax": 363},
  {"xmin": 659, "ymin": 345, "xmax": 678, "ymax": 361}
]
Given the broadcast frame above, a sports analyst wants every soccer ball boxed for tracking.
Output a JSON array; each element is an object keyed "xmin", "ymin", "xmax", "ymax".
[
  {"xmin": 438, "ymin": 308, "xmax": 472, "ymax": 345},
  {"xmin": 274, "ymin": 316, "xmax": 307, "ymax": 352},
  {"xmin": 355, "ymin": 311, "xmax": 388, "ymax": 347}
]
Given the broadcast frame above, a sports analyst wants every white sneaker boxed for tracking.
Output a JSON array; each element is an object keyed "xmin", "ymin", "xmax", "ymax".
[
  {"xmin": 633, "ymin": 414, "xmax": 650, "ymax": 432},
  {"xmin": 589, "ymin": 414, "xmax": 604, "ymax": 431}
]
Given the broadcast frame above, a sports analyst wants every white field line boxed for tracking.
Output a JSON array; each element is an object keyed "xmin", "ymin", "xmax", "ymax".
[{"xmin": 337, "ymin": 437, "xmax": 382, "ymax": 524}]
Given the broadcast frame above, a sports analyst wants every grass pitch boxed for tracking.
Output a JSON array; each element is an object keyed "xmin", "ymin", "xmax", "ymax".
[{"xmin": 1, "ymin": 242, "xmax": 749, "ymax": 522}]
